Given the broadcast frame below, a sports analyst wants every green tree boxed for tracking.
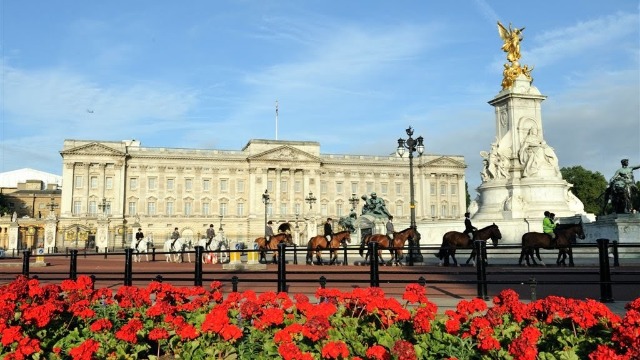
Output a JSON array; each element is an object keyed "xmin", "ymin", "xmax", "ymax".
[{"xmin": 560, "ymin": 166, "xmax": 608, "ymax": 215}]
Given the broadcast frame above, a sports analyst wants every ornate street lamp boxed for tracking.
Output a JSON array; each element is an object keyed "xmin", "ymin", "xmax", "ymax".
[
  {"xmin": 262, "ymin": 190, "xmax": 270, "ymax": 238},
  {"xmin": 305, "ymin": 192, "xmax": 316, "ymax": 210},
  {"xmin": 98, "ymin": 197, "xmax": 110, "ymax": 218},
  {"xmin": 348, "ymin": 193, "xmax": 359, "ymax": 211},
  {"xmin": 397, "ymin": 126, "xmax": 425, "ymax": 262}
]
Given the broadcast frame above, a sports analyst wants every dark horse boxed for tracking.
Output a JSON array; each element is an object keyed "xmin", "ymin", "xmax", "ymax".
[
  {"xmin": 305, "ymin": 231, "xmax": 351, "ymax": 265},
  {"xmin": 519, "ymin": 222, "xmax": 585, "ymax": 266},
  {"xmin": 254, "ymin": 232, "xmax": 293, "ymax": 264},
  {"xmin": 601, "ymin": 184, "xmax": 632, "ymax": 214},
  {"xmin": 435, "ymin": 224, "xmax": 502, "ymax": 266},
  {"xmin": 359, "ymin": 227, "xmax": 421, "ymax": 265}
]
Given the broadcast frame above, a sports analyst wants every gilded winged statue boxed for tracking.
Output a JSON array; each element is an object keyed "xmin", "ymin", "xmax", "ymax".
[{"xmin": 497, "ymin": 21, "xmax": 524, "ymax": 63}]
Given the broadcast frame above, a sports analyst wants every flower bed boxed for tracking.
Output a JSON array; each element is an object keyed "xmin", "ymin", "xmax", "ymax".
[{"xmin": 1, "ymin": 275, "xmax": 638, "ymax": 359}]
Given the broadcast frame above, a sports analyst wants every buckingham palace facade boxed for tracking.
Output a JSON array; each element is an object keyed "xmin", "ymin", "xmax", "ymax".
[{"xmin": 57, "ymin": 138, "xmax": 466, "ymax": 249}]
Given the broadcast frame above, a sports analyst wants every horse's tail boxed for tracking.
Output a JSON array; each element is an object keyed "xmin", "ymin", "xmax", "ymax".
[
  {"xmin": 359, "ymin": 237, "xmax": 367, "ymax": 257},
  {"xmin": 435, "ymin": 234, "xmax": 450, "ymax": 260},
  {"xmin": 306, "ymin": 239, "xmax": 313, "ymax": 262}
]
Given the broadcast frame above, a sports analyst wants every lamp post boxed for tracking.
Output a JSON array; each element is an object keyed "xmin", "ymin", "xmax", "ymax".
[
  {"xmin": 219, "ymin": 214, "xmax": 223, "ymax": 232},
  {"xmin": 305, "ymin": 192, "xmax": 316, "ymax": 210},
  {"xmin": 262, "ymin": 190, "xmax": 270, "ymax": 238},
  {"xmin": 397, "ymin": 126, "xmax": 424, "ymax": 262},
  {"xmin": 98, "ymin": 197, "xmax": 110, "ymax": 218},
  {"xmin": 348, "ymin": 193, "xmax": 360, "ymax": 212}
]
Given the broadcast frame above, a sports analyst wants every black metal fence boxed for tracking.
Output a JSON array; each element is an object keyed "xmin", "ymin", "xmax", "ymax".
[{"xmin": 4, "ymin": 239, "xmax": 640, "ymax": 303}]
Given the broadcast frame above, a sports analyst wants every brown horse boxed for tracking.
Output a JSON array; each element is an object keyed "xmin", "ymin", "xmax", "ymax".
[
  {"xmin": 254, "ymin": 232, "xmax": 294, "ymax": 264},
  {"xmin": 519, "ymin": 222, "xmax": 585, "ymax": 266},
  {"xmin": 435, "ymin": 224, "xmax": 502, "ymax": 266},
  {"xmin": 359, "ymin": 227, "xmax": 421, "ymax": 265},
  {"xmin": 305, "ymin": 231, "xmax": 351, "ymax": 265}
]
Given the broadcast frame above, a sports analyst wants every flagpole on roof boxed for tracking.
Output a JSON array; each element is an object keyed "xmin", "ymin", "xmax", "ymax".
[{"xmin": 275, "ymin": 100, "xmax": 279, "ymax": 140}]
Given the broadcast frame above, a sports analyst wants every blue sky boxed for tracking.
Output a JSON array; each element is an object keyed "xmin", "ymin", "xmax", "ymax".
[{"xmin": 1, "ymin": 1, "xmax": 638, "ymax": 194}]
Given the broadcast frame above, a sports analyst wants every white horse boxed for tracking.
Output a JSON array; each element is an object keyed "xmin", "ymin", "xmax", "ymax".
[
  {"xmin": 197, "ymin": 237, "xmax": 229, "ymax": 264},
  {"xmin": 163, "ymin": 238, "xmax": 192, "ymax": 263},
  {"xmin": 130, "ymin": 237, "xmax": 152, "ymax": 262}
]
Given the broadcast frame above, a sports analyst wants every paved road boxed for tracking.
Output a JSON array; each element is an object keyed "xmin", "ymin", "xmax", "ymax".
[{"xmin": 1, "ymin": 253, "xmax": 638, "ymax": 314}]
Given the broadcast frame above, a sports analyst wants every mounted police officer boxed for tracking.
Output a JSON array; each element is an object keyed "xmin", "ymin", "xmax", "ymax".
[{"xmin": 206, "ymin": 224, "xmax": 216, "ymax": 249}]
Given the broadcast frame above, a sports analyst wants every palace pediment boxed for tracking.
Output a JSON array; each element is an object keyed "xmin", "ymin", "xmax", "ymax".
[
  {"xmin": 248, "ymin": 145, "xmax": 321, "ymax": 163},
  {"xmin": 422, "ymin": 156, "xmax": 466, "ymax": 168},
  {"xmin": 60, "ymin": 142, "xmax": 126, "ymax": 157}
]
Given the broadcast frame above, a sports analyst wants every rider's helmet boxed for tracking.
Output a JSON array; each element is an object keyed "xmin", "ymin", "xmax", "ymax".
[
  {"xmin": 622, "ymin": 159, "xmax": 629, "ymax": 166},
  {"xmin": 544, "ymin": 211, "xmax": 550, "ymax": 217}
]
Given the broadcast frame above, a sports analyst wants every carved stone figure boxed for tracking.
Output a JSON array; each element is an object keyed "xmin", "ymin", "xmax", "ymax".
[
  {"xmin": 480, "ymin": 143, "xmax": 510, "ymax": 181},
  {"xmin": 519, "ymin": 128, "xmax": 559, "ymax": 178}
]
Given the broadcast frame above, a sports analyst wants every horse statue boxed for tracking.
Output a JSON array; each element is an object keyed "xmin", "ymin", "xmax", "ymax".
[
  {"xmin": 163, "ymin": 238, "xmax": 192, "ymax": 263},
  {"xmin": 519, "ymin": 222, "xmax": 585, "ymax": 266},
  {"xmin": 305, "ymin": 230, "xmax": 351, "ymax": 265},
  {"xmin": 359, "ymin": 227, "xmax": 421, "ymax": 266},
  {"xmin": 601, "ymin": 185, "xmax": 630, "ymax": 215},
  {"xmin": 197, "ymin": 236, "xmax": 229, "ymax": 264},
  {"xmin": 130, "ymin": 236, "xmax": 152, "ymax": 262},
  {"xmin": 254, "ymin": 232, "xmax": 293, "ymax": 264},
  {"xmin": 435, "ymin": 224, "xmax": 502, "ymax": 267}
]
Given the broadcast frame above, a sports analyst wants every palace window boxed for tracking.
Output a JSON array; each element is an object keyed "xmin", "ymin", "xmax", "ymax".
[
  {"xmin": 105, "ymin": 177, "xmax": 113, "ymax": 190},
  {"xmin": 184, "ymin": 201, "xmax": 192, "ymax": 216},
  {"xmin": 219, "ymin": 202, "xmax": 227, "ymax": 217},
  {"xmin": 430, "ymin": 183, "xmax": 436, "ymax": 195},
  {"xmin": 147, "ymin": 202, "xmax": 156, "ymax": 216},
  {"xmin": 451, "ymin": 184, "xmax": 457, "ymax": 195},
  {"xmin": 220, "ymin": 179, "xmax": 228, "ymax": 192},
  {"xmin": 320, "ymin": 203, "xmax": 328, "ymax": 216},
  {"xmin": 237, "ymin": 180, "xmax": 245, "ymax": 193},
  {"xmin": 351, "ymin": 182, "xmax": 358, "ymax": 194},
  {"xmin": 336, "ymin": 203, "xmax": 343, "ymax": 217},
  {"xmin": 280, "ymin": 203, "xmax": 288, "ymax": 215},
  {"xmin": 366, "ymin": 182, "xmax": 374, "ymax": 193},
  {"xmin": 430, "ymin": 205, "xmax": 436, "ymax": 217},
  {"xmin": 236, "ymin": 203, "xmax": 244, "ymax": 216},
  {"xmin": 203, "ymin": 179, "xmax": 211, "ymax": 191},
  {"xmin": 167, "ymin": 179, "xmax": 175, "ymax": 191},
  {"xmin": 90, "ymin": 176, "xmax": 98, "ymax": 189},
  {"xmin": 73, "ymin": 201, "xmax": 82, "ymax": 215},
  {"xmin": 395, "ymin": 204, "xmax": 403, "ymax": 217},
  {"xmin": 336, "ymin": 182, "xmax": 343, "ymax": 195},
  {"xmin": 130, "ymin": 178, "xmax": 138, "ymax": 190},
  {"xmin": 128, "ymin": 201, "xmax": 137, "ymax": 216},
  {"xmin": 395, "ymin": 183, "xmax": 402, "ymax": 195},
  {"xmin": 294, "ymin": 180, "xmax": 302, "ymax": 193},
  {"xmin": 381, "ymin": 183, "xmax": 388, "ymax": 195},
  {"xmin": 148, "ymin": 177, "xmax": 157, "ymax": 190},
  {"xmin": 185, "ymin": 179, "xmax": 193, "ymax": 191},
  {"xmin": 88, "ymin": 201, "xmax": 97, "ymax": 215},
  {"xmin": 281, "ymin": 179, "xmax": 288, "ymax": 193},
  {"xmin": 321, "ymin": 181, "xmax": 327, "ymax": 194},
  {"xmin": 202, "ymin": 202, "xmax": 210, "ymax": 216},
  {"xmin": 166, "ymin": 201, "xmax": 174, "ymax": 216},
  {"xmin": 440, "ymin": 182, "xmax": 447, "ymax": 196},
  {"xmin": 74, "ymin": 176, "xmax": 83, "ymax": 189}
]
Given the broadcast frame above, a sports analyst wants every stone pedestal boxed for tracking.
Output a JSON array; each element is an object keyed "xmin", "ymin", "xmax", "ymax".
[
  {"xmin": 583, "ymin": 213, "xmax": 640, "ymax": 244},
  {"xmin": 8, "ymin": 224, "xmax": 19, "ymax": 252},
  {"xmin": 96, "ymin": 219, "xmax": 109, "ymax": 252},
  {"xmin": 44, "ymin": 218, "xmax": 57, "ymax": 253}
]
